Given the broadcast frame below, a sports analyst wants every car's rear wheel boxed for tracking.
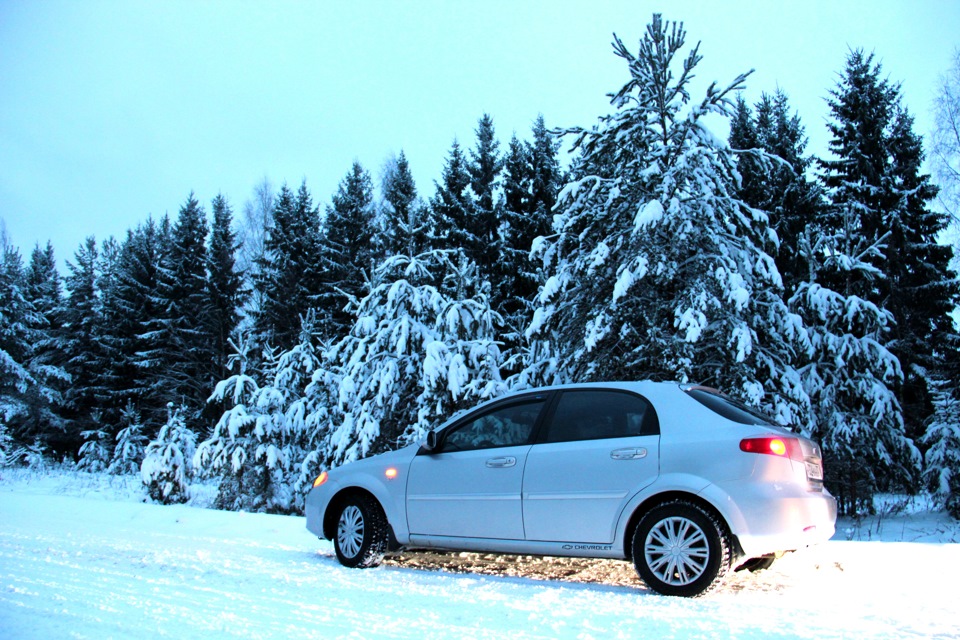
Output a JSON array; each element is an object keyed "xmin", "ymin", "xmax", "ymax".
[
  {"xmin": 333, "ymin": 494, "xmax": 388, "ymax": 568},
  {"xmin": 632, "ymin": 500, "xmax": 732, "ymax": 597}
]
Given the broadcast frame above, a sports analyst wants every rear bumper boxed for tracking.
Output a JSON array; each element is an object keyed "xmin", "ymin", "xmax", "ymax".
[{"xmin": 733, "ymin": 488, "xmax": 837, "ymax": 558}]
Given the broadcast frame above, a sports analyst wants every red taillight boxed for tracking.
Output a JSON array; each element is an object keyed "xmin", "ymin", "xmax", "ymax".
[
  {"xmin": 312, "ymin": 471, "xmax": 328, "ymax": 488},
  {"xmin": 740, "ymin": 436, "xmax": 803, "ymax": 461}
]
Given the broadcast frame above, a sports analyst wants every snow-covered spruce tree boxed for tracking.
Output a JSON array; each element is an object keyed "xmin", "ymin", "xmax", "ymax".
[
  {"xmin": 206, "ymin": 194, "xmax": 245, "ymax": 388},
  {"xmin": 525, "ymin": 15, "xmax": 808, "ymax": 423},
  {"xmin": 141, "ymin": 403, "xmax": 197, "ymax": 505},
  {"xmin": 379, "ymin": 150, "xmax": 433, "ymax": 259},
  {"xmin": 729, "ymin": 91, "xmax": 823, "ymax": 297},
  {"xmin": 789, "ymin": 252, "xmax": 911, "ymax": 515},
  {"xmin": 0, "ymin": 242, "xmax": 68, "ymax": 449},
  {"xmin": 319, "ymin": 162, "xmax": 378, "ymax": 341},
  {"xmin": 253, "ymin": 181, "xmax": 324, "ymax": 352},
  {"xmin": 77, "ymin": 418, "xmax": 110, "ymax": 473},
  {"xmin": 107, "ymin": 401, "xmax": 146, "ymax": 475},
  {"xmin": 103, "ymin": 218, "xmax": 173, "ymax": 429},
  {"xmin": 198, "ymin": 317, "xmax": 320, "ymax": 513},
  {"xmin": 61, "ymin": 237, "xmax": 106, "ymax": 439},
  {"xmin": 497, "ymin": 116, "xmax": 562, "ymax": 366},
  {"xmin": 923, "ymin": 369, "xmax": 960, "ymax": 518},
  {"xmin": 822, "ymin": 50, "xmax": 957, "ymax": 450},
  {"xmin": 160, "ymin": 193, "xmax": 211, "ymax": 424},
  {"xmin": 467, "ymin": 114, "xmax": 503, "ymax": 277},
  {"xmin": 77, "ymin": 426, "xmax": 110, "ymax": 472},
  {"xmin": 319, "ymin": 249, "xmax": 506, "ymax": 469}
]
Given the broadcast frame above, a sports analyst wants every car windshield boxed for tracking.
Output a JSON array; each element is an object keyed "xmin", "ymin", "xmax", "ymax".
[{"xmin": 685, "ymin": 388, "xmax": 777, "ymax": 426}]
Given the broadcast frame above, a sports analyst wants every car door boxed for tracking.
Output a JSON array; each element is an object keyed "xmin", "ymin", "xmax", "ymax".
[
  {"xmin": 406, "ymin": 395, "xmax": 548, "ymax": 540},
  {"xmin": 522, "ymin": 389, "xmax": 660, "ymax": 544}
]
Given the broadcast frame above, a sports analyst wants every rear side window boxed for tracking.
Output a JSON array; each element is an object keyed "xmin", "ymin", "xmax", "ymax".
[
  {"xmin": 685, "ymin": 388, "xmax": 776, "ymax": 426},
  {"xmin": 543, "ymin": 390, "xmax": 659, "ymax": 443}
]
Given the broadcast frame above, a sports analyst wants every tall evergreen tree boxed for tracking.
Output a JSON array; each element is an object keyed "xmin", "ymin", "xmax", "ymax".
[
  {"xmin": 106, "ymin": 218, "xmax": 173, "ymax": 429},
  {"xmin": 320, "ymin": 162, "xmax": 378, "ymax": 340},
  {"xmin": 254, "ymin": 180, "xmax": 323, "ymax": 350},
  {"xmin": 466, "ymin": 114, "xmax": 506, "ymax": 308},
  {"xmin": 380, "ymin": 150, "xmax": 430, "ymax": 257},
  {"xmin": 163, "ymin": 193, "xmax": 210, "ymax": 422},
  {"xmin": 318, "ymin": 249, "xmax": 506, "ymax": 468},
  {"xmin": 432, "ymin": 140, "xmax": 478, "ymax": 259},
  {"xmin": 0, "ymin": 241, "xmax": 67, "ymax": 450},
  {"xmin": 22, "ymin": 241, "xmax": 69, "ymax": 448},
  {"xmin": 61, "ymin": 237, "xmax": 103, "ymax": 438},
  {"xmin": 206, "ymin": 194, "xmax": 244, "ymax": 388},
  {"xmin": 729, "ymin": 92, "xmax": 823, "ymax": 294},
  {"xmin": 525, "ymin": 15, "xmax": 808, "ymax": 426},
  {"xmin": 821, "ymin": 50, "xmax": 958, "ymax": 449},
  {"xmin": 497, "ymin": 117, "xmax": 561, "ymax": 356}
]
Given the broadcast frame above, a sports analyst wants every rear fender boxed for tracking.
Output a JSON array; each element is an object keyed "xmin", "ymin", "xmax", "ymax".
[{"xmin": 615, "ymin": 474, "xmax": 746, "ymax": 556}]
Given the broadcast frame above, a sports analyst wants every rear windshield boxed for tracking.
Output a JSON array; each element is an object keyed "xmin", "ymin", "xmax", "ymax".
[{"xmin": 685, "ymin": 388, "xmax": 776, "ymax": 426}]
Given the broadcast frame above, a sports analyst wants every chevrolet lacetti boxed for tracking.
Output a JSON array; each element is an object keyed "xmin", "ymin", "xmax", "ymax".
[{"xmin": 305, "ymin": 382, "xmax": 837, "ymax": 596}]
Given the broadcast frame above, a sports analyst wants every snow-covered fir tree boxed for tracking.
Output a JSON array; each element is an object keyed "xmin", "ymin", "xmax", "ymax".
[
  {"xmin": 432, "ymin": 140, "xmax": 479, "ymax": 258},
  {"xmin": 161, "ymin": 193, "xmax": 211, "ymax": 423},
  {"xmin": 61, "ymin": 237, "xmax": 106, "ymax": 438},
  {"xmin": 729, "ymin": 92, "xmax": 823, "ymax": 296},
  {"xmin": 525, "ymin": 15, "xmax": 808, "ymax": 424},
  {"xmin": 0, "ymin": 242, "xmax": 67, "ymax": 449},
  {"xmin": 104, "ymin": 218, "xmax": 173, "ymax": 429},
  {"xmin": 77, "ymin": 426, "xmax": 110, "ymax": 472},
  {"xmin": 206, "ymin": 194, "xmax": 245, "ymax": 388},
  {"xmin": 141, "ymin": 403, "xmax": 197, "ymax": 505},
  {"xmin": 320, "ymin": 162, "xmax": 378, "ymax": 341},
  {"xmin": 923, "ymin": 366, "xmax": 960, "ymax": 518},
  {"xmin": 379, "ymin": 151, "xmax": 432, "ymax": 258},
  {"xmin": 198, "ymin": 318, "xmax": 320, "ymax": 513},
  {"xmin": 318, "ymin": 249, "xmax": 506, "ymax": 469},
  {"xmin": 497, "ymin": 116, "xmax": 561, "ymax": 360},
  {"xmin": 253, "ymin": 181, "xmax": 324, "ymax": 351},
  {"xmin": 107, "ymin": 401, "xmax": 146, "ymax": 475},
  {"xmin": 822, "ymin": 50, "xmax": 957, "ymax": 449}
]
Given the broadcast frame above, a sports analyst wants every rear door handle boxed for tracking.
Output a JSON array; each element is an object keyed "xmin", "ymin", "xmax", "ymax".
[
  {"xmin": 485, "ymin": 456, "xmax": 517, "ymax": 468},
  {"xmin": 611, "ymin": 448, "xmax": 647, "ymax": 460}
]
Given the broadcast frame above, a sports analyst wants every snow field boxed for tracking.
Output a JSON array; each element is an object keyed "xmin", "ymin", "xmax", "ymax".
[{"xmin": 1, "ymin": 472, "xmax": 959, "ymax": 639}]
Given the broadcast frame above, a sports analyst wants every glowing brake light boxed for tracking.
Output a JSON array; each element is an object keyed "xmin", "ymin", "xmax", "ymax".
[
  {"xmin": 740, "ymin": 436, "xmax": 803, "ymax": 461},
  {"xmin": 312, "ymin": 471, "xmax": 328, "ymax": 488}
]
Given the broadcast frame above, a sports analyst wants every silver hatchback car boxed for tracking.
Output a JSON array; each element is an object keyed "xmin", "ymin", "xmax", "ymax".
[{"xmin": 305, "ymin": 382, "xmax": 837, "ymax": 596}]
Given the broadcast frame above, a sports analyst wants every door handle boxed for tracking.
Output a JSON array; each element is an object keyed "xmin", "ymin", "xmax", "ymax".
[
  {"xmin": 610, "ymin": 448, "xmax": 647, "ymax": 460},
  {"xmin": 485, "ymin": 456, "xmax": 517, "ymax": 468}
]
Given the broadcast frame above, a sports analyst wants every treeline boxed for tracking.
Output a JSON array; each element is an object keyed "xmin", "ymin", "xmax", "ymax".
[{"xmin": 2, "ymin": 15, "xmax": 959, "ymax": 517}]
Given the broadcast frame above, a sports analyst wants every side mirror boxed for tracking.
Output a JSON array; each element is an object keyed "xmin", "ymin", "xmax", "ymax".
[{"xmin": 423, "ymin": 430, "xmax": 439, "ymax": 452}]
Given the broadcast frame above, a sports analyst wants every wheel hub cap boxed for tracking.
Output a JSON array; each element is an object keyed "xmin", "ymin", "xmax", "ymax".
[
  {"xmin": 337, "ymin": 505, "xmax": 364, "ymax": 558},
  {"xmin": 644, "ymin": 516, "xmax": 710, "ymax": 586}
]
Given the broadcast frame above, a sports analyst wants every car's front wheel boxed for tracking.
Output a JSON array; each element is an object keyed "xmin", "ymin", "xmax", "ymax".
[
  {"xmin": 333, "ymin": 494, "xmax": 388, "ymax": 569},
  {"xmin": 632, "ymin": 500, "xmax": 733, "ymax": 597}
]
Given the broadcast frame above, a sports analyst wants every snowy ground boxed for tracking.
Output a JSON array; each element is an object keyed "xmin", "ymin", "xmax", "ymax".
[{"xmin": 2, "ymin": 469, "xmax": 959, "ymax": 639}]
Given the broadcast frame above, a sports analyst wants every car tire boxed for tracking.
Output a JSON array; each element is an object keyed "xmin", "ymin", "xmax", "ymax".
[
  {"xmin": 632, "ymin": 500, "xmax": 733, "ymax": 597},
  {"xmin": 333, "ymin": 494, "xmax": 388, "ymax": 569}
]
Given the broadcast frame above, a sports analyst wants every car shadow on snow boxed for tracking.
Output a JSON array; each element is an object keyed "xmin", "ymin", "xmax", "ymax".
[{"xmin": 312, "ymin": 547, "xmax": 653, "ymax": 595}]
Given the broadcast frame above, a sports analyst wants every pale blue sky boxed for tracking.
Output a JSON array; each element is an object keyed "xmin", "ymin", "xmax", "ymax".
[{"xmin": 1, "ymin": 0, "xmax": 958, "ymax": 265}]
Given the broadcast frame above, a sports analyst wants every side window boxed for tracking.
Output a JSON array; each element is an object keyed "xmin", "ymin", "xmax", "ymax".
[
  {"xmin": 544, "ymin": 390, "xmax": 659, "ymax": 443},
  {"xmin": 440, "ymin": 400, "xmax": 545, "ymax": 452}
]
